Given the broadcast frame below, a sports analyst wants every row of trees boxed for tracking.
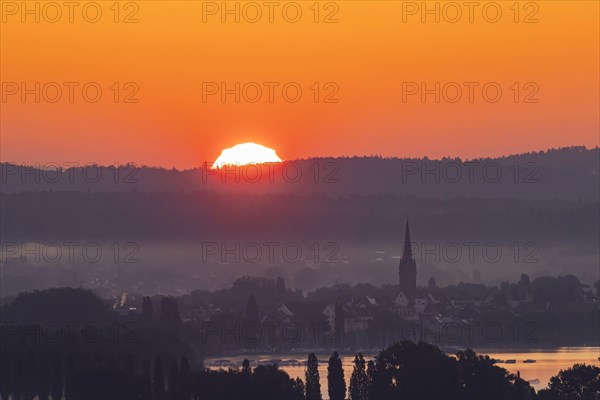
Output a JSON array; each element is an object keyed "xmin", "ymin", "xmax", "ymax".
[
  {"xmin": 0, "ymin": 350, "xmax": 304, "ymax": 400},
  {"xmin": 304, "ymin": 342, "xmax": 599, "ymax": 400},
  {"xmin": 1, "ymin": 341, "xmax": 599, "ymax": 399},
  {"xmin": 302, "ymin": 342, "xmax": 534, "ymax": 400}
]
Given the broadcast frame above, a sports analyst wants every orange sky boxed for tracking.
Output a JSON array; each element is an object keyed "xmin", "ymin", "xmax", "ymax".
[{"xmin": 1, "ymin": 0, "xmax": 599, "ymax": 168}]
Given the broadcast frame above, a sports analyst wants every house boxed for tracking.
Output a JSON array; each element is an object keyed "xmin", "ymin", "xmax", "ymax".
[
  {"xmin": 414, "ymin": 294, "xmax": 429, "ymax": 314},
  {"xmin": 507, "ymin": 291, "xmax": 533, "ymax": 309},
  {"xmin": 392, "ymin": 291, "xmax": 418, "ymax": 320}
]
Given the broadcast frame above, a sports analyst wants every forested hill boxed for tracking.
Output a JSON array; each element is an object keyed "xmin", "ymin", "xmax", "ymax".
[{"xmin": 1, "ymin": 146, "xmax": 598, "ymax": 201}]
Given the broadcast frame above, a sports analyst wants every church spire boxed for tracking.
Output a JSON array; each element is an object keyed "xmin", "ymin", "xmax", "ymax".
[
  {"xmin": 398, "ymin": 215, "xmax": 417, "ymax": 301},
  {"xmin": 402, "ymin": 217, "xmax": 413, "ymax": 260}
]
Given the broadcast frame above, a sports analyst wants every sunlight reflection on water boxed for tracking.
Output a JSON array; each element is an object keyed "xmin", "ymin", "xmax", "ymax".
[{"xmin": 206, "ymin": 347, "xmax": 600, "ymax": 396}]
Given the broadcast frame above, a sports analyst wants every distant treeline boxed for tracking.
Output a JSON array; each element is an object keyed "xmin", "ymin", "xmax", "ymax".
[
  {"xmin": 1, "ymin": 146, "xmax": 598, "ymax": 201},
  {"xmin": 1, "ymin": 190, "xmax": 597, "ymax": 243}
]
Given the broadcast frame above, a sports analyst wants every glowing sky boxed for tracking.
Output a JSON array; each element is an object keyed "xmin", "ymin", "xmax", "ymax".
[
  {"xmin": 212, "ymin": 142, "xmax": 282, "ymax": 168},
  {"xmin": 1, "ymin": 1, "xmax": 598, "ymax": 168}
]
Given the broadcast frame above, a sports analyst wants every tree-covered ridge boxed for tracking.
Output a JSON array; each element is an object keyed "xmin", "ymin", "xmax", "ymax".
[{"xmin": 1, "ymin": 146, "xmax": 598, "ymax": 201}]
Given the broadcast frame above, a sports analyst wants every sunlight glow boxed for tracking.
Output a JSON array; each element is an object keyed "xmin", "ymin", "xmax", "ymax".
[{"xmin": 212, "ymin": 143, "xmax": 283, "ymax": 169}]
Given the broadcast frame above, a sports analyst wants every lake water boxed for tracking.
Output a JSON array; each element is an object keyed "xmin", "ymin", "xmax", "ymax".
[{"xmin": 206, "ymin": 347, "xmax": 600, "ymax": 394}]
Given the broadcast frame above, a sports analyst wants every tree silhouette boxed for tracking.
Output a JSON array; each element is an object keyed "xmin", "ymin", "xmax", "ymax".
[
  {"xmin": 249, "ymin": 364, "xmax": 305, "ymax": 400},
  {"xmin": 366, "ymin": 359, "xmax": 385, "ymax": 400},
  {"xmin": 428, "ymin": 276, "xmax": 437, "ymax": 290},
  {"xmin": 305, "ymin": 353, "xmax": 322, "ymax": 400},
  {"xmin": 292, "ymin": 377, "xmax": 305, "ymax": 399},
  {"xmin": 13, "ymin": 352, "xmax": 24, "ymax": 400},
  {"xmin": 244, "ymin": 295, "xmax": 260, "ymax": 347},
  {"xmin": 349, "ymin": 353, "xmax": 368, "ymax": 400},
  {"xmin": 64, "ymin": 354, "xmax": 75, "ymax": 400},
  {"xmin": 71, "ymin": 364, "xmax": 141, "ymax": 399},
  {"xmin": 50, "ymin": 354, "xmax": 63, "ymax": 400},
  {"xmin": 456, "ymin": 348, "xmax": 534, "ymax": 399},
  {"xmin": 520, "ymin": 273, "xmax": 531, "ymax": 287},
  {"xmin": 38, "ymin": 357, "xmax": 50, "ymax": 400},
  {"xmin": 161, "ymin": 297, "xmax": 182, "ymax": 332},
  {"xmin": 542, "ymin": 363, "xmax": 600, "ymax": 400},
  {"xmin": 179, "ymin": 356, "xmax": 191, "ymax": 400},
  {"xmin": 242, "ymin": 359, "xmax": 252, "ymax": 374},
  {"xmin": 370, "ymin": 341, "xmax": 461, "ymax": 399},
  {"xmin": 246, "ymin": 295, "xmax": 259, "ymax": 322},
  {"xmin": 141, "ymin": 359, "xmax": 152, "ymax": 400},
  {"xmin": 276, "ymin": 277, "xmax": 286, "ymax": 293},
  {"xmin": 143, "ymin": 296, "xmax": 154, "ymax": 321},
  {"xmin": 108, "ymin": 353, "xmax": 117, "ymax": 370},
  {"xmin": 23, "ymin": 349, "xmax": 37, "ymax": 400},
  {"xmin": 0, "ymin": 351, "xmax": 11, "ymax": 400},
  {"xmin": 327, "ymin": 351, "xmax": 346, "ymax": 400},
  {"xmin": 125, "ymin": 353, "xmax": 136, "ymax": 375},
  {"xmin": 167, "ymin": 361, "xmax": 179, "ymax": 399},
  {"xmin": 153, "ymin": 356, "xmax": 165, "ymax": 398},
  {"xmin": 334, "ymin": 303, "xmax": 345, "ymax": 343}
]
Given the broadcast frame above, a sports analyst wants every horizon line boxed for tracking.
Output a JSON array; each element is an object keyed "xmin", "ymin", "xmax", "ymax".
[{"xmin": 0, "ymin": 145, "xmax": 596, "ymax": 172}]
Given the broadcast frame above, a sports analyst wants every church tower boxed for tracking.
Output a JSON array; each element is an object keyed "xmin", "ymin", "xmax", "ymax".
[{"xmin": 399, "ymin": 218, "xmax": 417, "ymax": 301}]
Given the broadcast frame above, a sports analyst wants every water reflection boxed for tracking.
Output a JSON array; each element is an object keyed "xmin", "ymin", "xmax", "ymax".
[{"xmin": 206, "ymin": 347, "xmax": 600, "ymax": 395}]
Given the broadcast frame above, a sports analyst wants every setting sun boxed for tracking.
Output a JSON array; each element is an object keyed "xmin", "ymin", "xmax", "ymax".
[{"xmin": 212, "ymin": 142, "xmax": 283, "ymax": 169}]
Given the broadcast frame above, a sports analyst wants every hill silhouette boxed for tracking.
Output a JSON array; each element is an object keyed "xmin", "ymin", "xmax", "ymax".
[{"xmin": 1, "ymin": 146, "xmax": 598, "ymax": 201}]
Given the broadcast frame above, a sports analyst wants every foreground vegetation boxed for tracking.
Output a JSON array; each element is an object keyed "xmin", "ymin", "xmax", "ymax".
[
  {"xmin": 1, "ymin": 288, "xmax": 598, "ymax": 399},
  {"xmin": 2, "ymin": 341, "xmax": 599, "ymax": 399}
]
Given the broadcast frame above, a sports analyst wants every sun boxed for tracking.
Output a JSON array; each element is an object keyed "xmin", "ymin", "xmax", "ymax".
[{"xmin": 212, "ymin": 142, "xmax": 283, "ymax": 169}]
